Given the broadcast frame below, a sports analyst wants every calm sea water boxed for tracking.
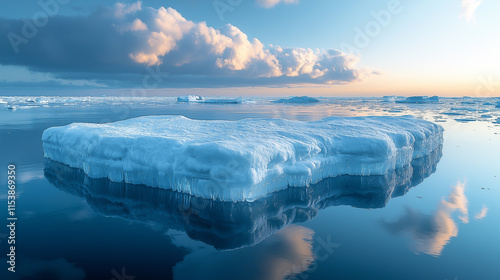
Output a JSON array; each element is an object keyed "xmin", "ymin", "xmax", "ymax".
[{"xmin": 0, "ymin": 98, "xmax": 499, "ymax": 280}]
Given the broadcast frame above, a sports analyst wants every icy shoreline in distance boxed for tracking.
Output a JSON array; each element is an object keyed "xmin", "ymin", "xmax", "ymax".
[{"xmin": 42, "ymin": 115, "xmax": 443, "ymax": 201}]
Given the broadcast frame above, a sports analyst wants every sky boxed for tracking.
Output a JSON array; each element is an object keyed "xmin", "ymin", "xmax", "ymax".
[{"xmin": 0, "ymin": 0, "xmax": 499, "ymax": 97}]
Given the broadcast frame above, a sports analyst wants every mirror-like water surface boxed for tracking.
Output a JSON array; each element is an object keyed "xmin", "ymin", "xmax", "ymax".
[{"xmin": 0, "ymin": 98, "xmax": 499, "ymax": 280}]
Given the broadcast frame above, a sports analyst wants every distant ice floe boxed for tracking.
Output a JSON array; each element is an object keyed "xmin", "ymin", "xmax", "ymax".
[
  {"xmin": 204, "ymin": 98, "xmax": 242, "ymax": 104},
  {"xmin": 396, "ymin": 96, "xmax": 439, "ymax": 104},
  {"xmin": 176, "ymin": 95, "xmax": 243, "ymax": 104},
  {"xmin": 460, "ymin": 96, "xmax": 476, "ymax": 105},
  {"xmin": 1, "ymin": 96, "xmax": 179, "ymax": 109},
  {"xmin": 273, "ymin": 96, "xmax": 320, "ymax": 104},
  {"xmin": 3, "ymin": 95, "xmax": 500, "ymax": 125},
  {"xmin": 42, "ymin": 115, "xmax": 443, "ymax": 201},
  {"xmin": 383, "ymin": 96, "xmax": 396, "ymax": 102},
  {"xmin": 382, "ymin": 96, "xmax": 406, "ymax": 102},
  {"xmin": 177, "ymin": 95, "xmax": 204, "ymax": 102}
]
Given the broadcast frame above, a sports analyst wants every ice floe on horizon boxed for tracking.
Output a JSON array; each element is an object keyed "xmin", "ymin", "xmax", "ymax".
[
  {"xmin": 3, "ymin": 95, "xmax": 500, "ymax": 125},
  {"xmin": 204, "ymin": 98, "xmax": 242, "ymax": 104},
  {"xmin": 396, "ymin": 96, "xmax": 440, "ymax": 104},
  {"xmin": 273, "ymin": 96, "xmax": 320, "ymax": 104},
  {"xmin": 177, "ymin": 95, "xmax": 204, "ymax": 102}
]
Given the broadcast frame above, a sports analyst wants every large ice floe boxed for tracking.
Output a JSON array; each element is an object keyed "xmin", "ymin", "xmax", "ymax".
[{"xmin": 42, "ymin": 115, "xmax": 443, "ymax": 201}]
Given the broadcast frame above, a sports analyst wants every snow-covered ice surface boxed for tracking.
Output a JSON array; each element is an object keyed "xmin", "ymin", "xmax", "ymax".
[
  {"xmin": 42, "ymin": 115, "xmax": 443, "ymax": 201},
  {"xmin": 204, "ymin": 98, "xmax": 242, "ymax": 104}
]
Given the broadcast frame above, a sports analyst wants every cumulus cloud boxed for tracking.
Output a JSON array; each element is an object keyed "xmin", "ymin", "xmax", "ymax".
[
  {"xmin": 0, "ymin": 1, "xmax": 368, "ymax": 87},
  {"xmin": 114, "ymin": 1, "xmax": 142, "ymax": 18},
  {"xmin": 127, "ymin": 19, "xmax": 148, "ymax": 31},
  {"xmin": 257, "ymin": 0, "xmax": 299, "ymax": 8},
  {"xmin": 461, "ymin": 0, "xmax": 483, "ymax": 22}
]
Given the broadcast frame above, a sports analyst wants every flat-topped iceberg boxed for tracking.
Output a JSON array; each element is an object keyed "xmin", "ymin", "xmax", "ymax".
[
  {"xmin": 177, "ymin": 95, "xmax": 204, "ymax": 102},
  {"xmin": 396, "ymin": 96, "xmax": 439, "ymax": 104},
  {"xmin": 42, "ymin": 115, "xmax": 443, "ymax": 201},
  {"xmin": 273, "ymin": 96, "xmax": 320, "ymax": 104}
]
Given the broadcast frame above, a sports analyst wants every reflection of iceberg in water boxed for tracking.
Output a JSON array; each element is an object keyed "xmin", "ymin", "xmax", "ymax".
[
  {"xmin": 382, "ymin": 181, "xmax": 469, "ymax": 257},
  {"xmin": 44, "ymin": 147, "xmax": 441, "ymax": 250}
]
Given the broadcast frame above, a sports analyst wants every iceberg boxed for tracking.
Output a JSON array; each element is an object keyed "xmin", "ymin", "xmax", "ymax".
[
  {"xmin": 382, "ymin": 96, "xmax": 396, "ymax": 102},
  {"xmin": 177, "ymin": 95, "xmax": 204, "ymax": 102},
  {"xmin": 203, "ymin": 98, "xmax": 241, "ymax": 104},
  {"xmin": 273, "ymin": 96, "xmax": 320, "ymax": 104},
  {"xmin": 42, "ymin": 115, "xmax": 443, "ymax": 201},
  {"xmin": 383, "ymin": 96, "xmax": 406, "ymax": 102},
  {"xmin": 396, "ymin": 96, "xmax": 439, "ymax": 104}
]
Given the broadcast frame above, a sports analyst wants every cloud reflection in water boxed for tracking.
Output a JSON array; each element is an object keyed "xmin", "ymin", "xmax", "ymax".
[{"xmin": 382, "ymin": 182, "xmax": 470, "ymax": 256}]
